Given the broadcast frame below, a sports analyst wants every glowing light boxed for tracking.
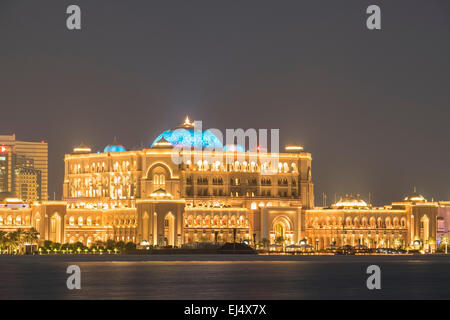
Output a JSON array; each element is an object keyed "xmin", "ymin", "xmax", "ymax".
[
  {"xmin": 150, "ymin": 188, "xmax": 172, "ymax": 198},
  {"xmin": 153, "ymin": 140, "xmax": 172, "ymax": 147},
  {"xmin": 5, "ymin": 198, "xmax": 23, "ymax": 203},
  {"xmin": 223, "ymin": 144, "xmax": 245, "ymax": 152},
  {"xmin": 73, "ymin": 146, "xmax": 91, "ymax": 153},
  {"xmin": 334, "ymin": 195, "xmax": 368, "ymax": 208},
  {"xmin": 285, "ymin": 145, "xmax": 304, "ymax": 151},
  {"xmin": 404, "ymin": 194, "xmax": 426, "ymax": 202}
]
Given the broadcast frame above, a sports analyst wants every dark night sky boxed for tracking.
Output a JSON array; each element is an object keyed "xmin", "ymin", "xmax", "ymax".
[{"xmin": 0, "ymin": 0, "xmax": 449, "ymax": 204}]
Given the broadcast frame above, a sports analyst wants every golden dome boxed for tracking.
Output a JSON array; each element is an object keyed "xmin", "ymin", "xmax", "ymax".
[
  {"xmin": 333, "ymin": 194, "xmax": 368, "ymax": 208},
  {"xmin": 73, "ymin": 142, "xmax": 91, "ymax": 154},
  {"xmin": 404, "ymin": 188, "xmax": 426, "ymax": 202}
]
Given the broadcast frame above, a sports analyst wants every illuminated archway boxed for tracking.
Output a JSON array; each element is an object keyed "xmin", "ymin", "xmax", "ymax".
[
  {"xmin": 271, "ymin": 216, "xmax": 293, "ymax": 244},
  {"xmin": 50, "ymin": 213, "xmax": 62, "ymax": 243},
  {"xmin": 146, "ymin": 162, "xmax": 174, "ymax": 179}
]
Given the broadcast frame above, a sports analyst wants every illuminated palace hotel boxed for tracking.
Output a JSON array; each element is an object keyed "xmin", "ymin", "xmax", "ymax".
[{"xmin": 0, "ymin": 118, "xmax": 448, "ymax": 251}]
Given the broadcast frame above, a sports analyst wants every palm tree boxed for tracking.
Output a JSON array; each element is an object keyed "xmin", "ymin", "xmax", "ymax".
[
  {"xmin": 275, "ymin": 236, "xmax": 285, "ymax": 245},
  {"xmin": 6, "ymin": 232, "xmax": 20, "ymax": 254},
  {"xmin": 105, "ymin": 239, "xmax": 116, "ymax": 250},
  {"xmin": 93, "ymin": 240, "xmax": 105, "ymax": 250},
  {"xmin": 24, "ymin": 228, "xmax": 40, "ymax": 253},
  {"xmin": 13, "ymin": 228, "xmax": 26, "ymax": 254},
  {"xmin": 393, "ymin": 237, "xmax": 402, "ymax": 249},
  {"xmin": 260, "ymin": 238, "xmax": 270, "ymax": 249},
  {"xmin": 0, "ymin": 230, "xmax": 7, "ymax": 254}
]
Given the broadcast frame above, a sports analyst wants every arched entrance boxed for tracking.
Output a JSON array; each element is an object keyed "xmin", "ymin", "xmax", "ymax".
[
  {"xmin": 420, "ymin": 215, "xmax": 430, "ymax": 243},
  {"xmin": 274, "ymin": 222, "xmax": 285, "ymax": 239},
  {"xmin": 164, "ymin": 212, "xmax": 175, "ymax": 246},
  {"xmin": 271, "ymin": 216, "xmax": 293, "ymax": 244},
  {"xmin": 50, "ymin": 213, "xmax": 62, "ymax": 243}
]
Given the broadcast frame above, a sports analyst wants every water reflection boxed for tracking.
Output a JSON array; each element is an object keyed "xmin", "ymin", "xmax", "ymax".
[{"xmin": 0, "ymin": 256, "xmax": 449, "ymax": 299}]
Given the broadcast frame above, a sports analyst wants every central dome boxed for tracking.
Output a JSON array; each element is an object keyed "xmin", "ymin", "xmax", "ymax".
[
  {"xmin": 151, "ymin": 117, "xmax": 223, "ymax": 149},
  {"xmin": 333, "ymin": 194, "xmax": 369, "ymax": 208}
]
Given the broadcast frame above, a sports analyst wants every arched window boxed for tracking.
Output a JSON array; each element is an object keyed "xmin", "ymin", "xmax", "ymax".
[
  {"xmin": 346, "ymin": 217, "xmax": 352, "ymax": 227},
  {"xmin": 222, "ymin": 216, "xmax": 228, "ymax": 226},
  {"xmin": 153, "ymin": 174, "xmax": 165, "ymax": 186},
  {"xmin": 401, "ymin": 218, "xmax": 406, "ymax": 227},
  {"xmin": 361, "ymin": 217, "xmax": 368, "ymax": 227},
  {"xmin": 239, "ymin": 215, "xmax": 246, "ymax": 226}
]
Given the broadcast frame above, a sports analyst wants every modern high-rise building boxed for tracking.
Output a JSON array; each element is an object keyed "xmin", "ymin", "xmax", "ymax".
[{"xmin": 0, "ymin": 134, "xmax": 48, "ymax": 202}]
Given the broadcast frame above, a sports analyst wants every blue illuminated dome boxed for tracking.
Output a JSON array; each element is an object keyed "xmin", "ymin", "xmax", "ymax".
[
  {"xmin": 223, "ymin": 144, "xmax": 245, "ymax": 152},
  {"xmin": 151, "ymin": 117, "xmax": 223, "ymax": 149},
  {"xmin": 104, "ymin": 138, "xmax": 126, "ymax": 153}
]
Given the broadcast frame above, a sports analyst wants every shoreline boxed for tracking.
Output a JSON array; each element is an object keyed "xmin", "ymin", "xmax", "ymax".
[{"xmin": 1, "ymin": 253, "xmax": 449, "ymax": 262}]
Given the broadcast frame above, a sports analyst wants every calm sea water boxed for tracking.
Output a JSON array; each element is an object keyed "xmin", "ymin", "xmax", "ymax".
[{"xmin": 0, "ymin": 255, "xmax": 449, "ymax": 299}]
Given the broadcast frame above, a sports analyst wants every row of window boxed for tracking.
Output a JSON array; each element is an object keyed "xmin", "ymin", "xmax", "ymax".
[
  {"xmin": 185, "ymin": 188, "xmax": 298, "ymax": 198},
  {"xmin": 70, "ymin": 184, "xmax": 137, "ymax": 199},
  {"xmin": 186, "ymin": 160, "xmax": 298, "ymax": 173},
  {"xmin": 185, "ymin": 177, "xmax": 297, "ymax": 186},
  {"xmin": 70, "ymin": 160, "xmax": 138, "ymax": 174},
  {"xmin": 184, "ymin": 215, "xmax": 248, "ymax": 228},
  {"xmin": 307, "ymin": 217, "xmax": 407, "ymax": 229},
  {"xmin": 0, "ymin": 215, "xmax": 31, "ymax": 225},
  {"xmin": 67, "ymin": 216, "xmax": 137, "ymax": 226}
]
